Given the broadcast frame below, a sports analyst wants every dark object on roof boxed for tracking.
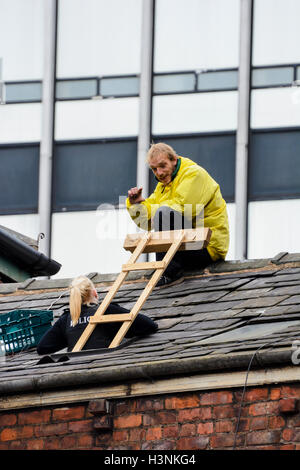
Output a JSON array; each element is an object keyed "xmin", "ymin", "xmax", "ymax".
[{"xmin": 0, "ymin": 226, "xmax": 61, "ymax": 280}]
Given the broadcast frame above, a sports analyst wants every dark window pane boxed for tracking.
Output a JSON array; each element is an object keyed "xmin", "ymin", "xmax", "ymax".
[
  {"xmin": 153, "ymin": 73, "xmax": 195, "ymax": 94},
  {"xmin": 297, "ymin": 66, "xmax": 300, "ymax": 80},
  {"xmin": 197, "ymin": 70, "xmax": 238, "ymax": 91},
  {"xmin": 149, "ymin": 134, "xmax": 235, "ymax": 202},
  {"xmin": 5, "ymin": 82, "xmax": 42, "ymax": 102},
  {"xmin": 249, "ymin": 130, "xmax": 300, "ymax": 200},
  {"xmin": 56, "ymin": 79, "xmax": 97, "ymax": 99},
  {"xmin": 0, "ymin": 145, "xmax": 39, "ymax": 214},
  {"xmin": 53, "ymin": 139, "xmax": 137, "ymax": 211},
  {"xmin": 100, "ymin": 77, "xmax": 139, "ymax": 97},
  {"xmin": 252, "ymin": 67, "xmax": 293, "ymax": 88}
]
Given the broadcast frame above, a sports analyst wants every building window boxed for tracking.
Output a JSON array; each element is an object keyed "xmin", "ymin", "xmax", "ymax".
[
  {"xmin": 53, "ymin": 138, "xmax": 137, "ymax": 211},
  {"xmin": 0, "ymin": 144, "xmax": 39, "ymax": 214},
  {"xmin": 249, "ymin": 129, "xmax": 300, "ymax": 200}
]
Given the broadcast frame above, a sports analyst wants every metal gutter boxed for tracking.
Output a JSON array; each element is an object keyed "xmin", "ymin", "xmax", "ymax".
[
  {"xmin": 0, "ymin": 227, "xmax": 61, "ymax": 277},
  {"xmin": 0, "ymin": 347, "xmax": 294, "ymax": 396}
]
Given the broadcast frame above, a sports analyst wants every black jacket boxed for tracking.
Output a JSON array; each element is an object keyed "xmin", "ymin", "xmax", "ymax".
[{"xmin": 37, "ymin": 302, "xmax": 158, "ymax": 355}]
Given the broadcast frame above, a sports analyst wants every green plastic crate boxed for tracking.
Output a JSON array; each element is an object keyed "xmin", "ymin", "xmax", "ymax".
[{"xmin": 0, "ymin": 309, "xmax": 53, "ymax": 355}]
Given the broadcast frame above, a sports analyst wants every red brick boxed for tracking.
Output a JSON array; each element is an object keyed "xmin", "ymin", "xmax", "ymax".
[
  {"xmin": 9, "ymin": 440, "xmax": 26, "ymax": 450},
  {"xmin": 113, "ymin": 429, "xmax": 129, "ymax": 442},
  {"xmin": 68, "ymin": 419, "xmax": 93, "ymax": 433},
  {"xmin": 95, "ymin": 432, "xmax": 112, "ymax": 445},
  {"xmin": 165, "ymin": 395, "xmax": 199, "ymax": 409},
  {"xmin": 162, "ymin": 425, "xmax": 178, "ymax": 438},
  {"xmin": 178, "ymin": 407, "xmax": 211, "ymax": 422},
  {"xmin": 1, "ymin": 428, "xmax": 18, "ymax": 443},
  {"xmin": 279, "ymin": 398, "xmax": 298, "ymax": 414},
  {"xmin": 197, "ymin": 422, "xmax": 214, "ymax": 435},
  {"xmin": 143, "ymin": 411, "xmax": 177, "ymax": 426},
  {"xmin": 0, "ymin": 413, "xmax": 17, "ymax": 427},
  {"xmin": 282, "ymin": 428, "xmax": 300, "ymax": 442},
  {"xmin": 250, "ymin": 417, "xmax": 268, "ymax": 431},
  {"xmin": 280, "ymin": 444, "xmax": 295, "ymax": 450},
  {"xmin": 52, "ymin": 406, "xmax": 85, "ymax": 421},
  {"xmin": 237, "ymin": 418, "xmax": 250, "ymax": 432},
  {"xmin": 44, "ymin": 437, "xmax": 62, "ymax": 450},
  {"xmin": 145, "ymin": 427, "xmax": 162, "ymax": 441},
  {"xmin": 114, "ymin": 400, "xmax": 137, "ymax": 415},
  {"xmin": 35, "ymin": 422, "xmax": 68, "ymax": 437},
  {"xmin": 114, "ymin": 414, "xmax": 142, "ymax": 429},
  {"xmin": 200, "ymin": 391, "xmax": 233, "ymax": 406},
  {"xmin": 247, "ymin": 430, "xmax": 281, "ymax": 446},
  {"xmin": 142, "ymin": 440, "xmax": 175, "ymax": 451},
  {"xmin": 177, "ymin": 436, "xmax": 209, "ymax": 450},
  {"xmin": 282, "ymin": 428, "xmax": 294, "ymax": 441},
  {"xmin": 270, "ymin": 388, "xmax": 281, "ymax": 400},
  {"xmin": 178, "ymin": 408, "xmax": 200, "ymax": 422},
  {"xmin": 129, "ymin": 428, "xmax": 145, "ymax": 441},
  {"xmin": 290, "ymin": 414, "xmax": 300, "ymax": 427},
  {"xmin": 13, "ymin": 426, "xmax": 34, "ymax": 440},
  {"xmin": 244, "ymin": 388, "xmax": 268, "ymax": 402},
  {"xmin": 269, "ymin": 416, "xmax": 285, "ymax": 429},
  {"xmin": 77, "ymin": 435, "xmax": 93, "ymax": 449},
  {"xmin": 61, "ymin": 435, "xmax": 77, "ymax": 449},
  {"xmin": 136, "ymin": 398, "xmax": 163, "ymax": 412},
  {"xmin": 213, "ymin": 405, "xmax": 235, "ymax": 419},
  {"xmin": 210, "ymin": 434, "xmax": 235, "ymax": 448},
  {"xmin": 179, "ymin": 423, "xmax": 196, "ymax": 437},
  {"xmin": 18, "ymin": 409, "xmax": 51, "ymax": 425},
  {"xmin": 281, "ymin": 385, "xmax": 300, "ymax": 398},
  {"xmin": 249, "ymin": 401, "xmax": 278, "ymax": 416},
  {"xmin": 247, "ymin": 445, "xmax": 277, "ymax": 450},
  {"xmin": 26, "ymin": 438, "xmax": 44, "ymax": 450},
  {"xmin": 215, "ymin": 420, "xmax": 234, "ymax": 433}
]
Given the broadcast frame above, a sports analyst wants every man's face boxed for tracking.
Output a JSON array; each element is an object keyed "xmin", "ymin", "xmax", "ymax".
[{"xmin": 149, "ymin": 153, "xmax": 177, "ymax": 185}]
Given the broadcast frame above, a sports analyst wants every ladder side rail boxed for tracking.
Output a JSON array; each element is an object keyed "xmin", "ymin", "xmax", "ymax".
[
  {"xmin": 108, "ymin": 230, "xmax": 185, "ymax": 348},
  {"xmin": 72, "ymin": 232, "xmax": 150, "ymax": 352}
]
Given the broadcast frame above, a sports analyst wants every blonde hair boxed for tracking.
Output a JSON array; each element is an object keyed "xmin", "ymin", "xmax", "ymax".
[
  {"xmin": 69, "ymin": 276, "xmax": 97, "ymax": 326},
  {"xmin": 146, "ymin": 142, "xmax": 178, "ymax": 163}
]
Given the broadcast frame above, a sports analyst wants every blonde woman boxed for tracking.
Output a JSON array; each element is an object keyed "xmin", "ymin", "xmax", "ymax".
[{"xmin": 37, "ymin": 276, "xmax": 158, "ymax": 355}]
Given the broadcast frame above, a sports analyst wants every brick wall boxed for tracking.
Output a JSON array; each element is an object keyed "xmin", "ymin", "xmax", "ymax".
[{"xmin": 1, "ymin": 383, "xmax": 300, "ymax": 450}]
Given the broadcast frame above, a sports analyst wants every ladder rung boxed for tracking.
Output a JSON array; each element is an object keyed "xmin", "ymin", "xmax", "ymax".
[
  {"xmin": 89, "ymin": 314, "xmax": 132, "ymax": 324},
  {"xmin": 122, "ymin": 260, "xmax": 166, "ymax": 272}
]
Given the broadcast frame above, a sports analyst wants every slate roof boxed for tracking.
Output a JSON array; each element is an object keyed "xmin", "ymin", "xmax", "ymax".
[{"xmin": 0, "ymin": 251, "xmax": 300, "ymax": 395}]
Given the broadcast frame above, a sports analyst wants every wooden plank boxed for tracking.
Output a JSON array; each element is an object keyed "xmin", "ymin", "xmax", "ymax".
[
  {"xmin": 122, "ymin": 261, "xmax": 165, "ymax": 272},
  {"xmin": 124, "ymin": 228, "xmax": 211, "ymax": 253},
  {"xmin": 89, "ymin": 314, "xmax": 132, "ymax": 323},
  {"xmin": 108, "ymin": 231, "xmax": 185, "ymax": 348},
  {"xmin": 72, "ymin": 232, "xmax": 150, "ymax": 352},
  {"xmin": 2, "ymin": 365, "xmax": 300, "ymax": 411}
]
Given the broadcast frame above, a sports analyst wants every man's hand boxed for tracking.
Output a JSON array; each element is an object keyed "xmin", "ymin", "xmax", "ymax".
[{"xmin": 128, "ymin": 187, "xmax": 145, "ymax": 204}]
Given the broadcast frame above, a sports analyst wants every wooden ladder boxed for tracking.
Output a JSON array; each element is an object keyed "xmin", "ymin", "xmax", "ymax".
[{"xmin": 72, "ymin": 227, "xmax": 211, "ymax": 352}]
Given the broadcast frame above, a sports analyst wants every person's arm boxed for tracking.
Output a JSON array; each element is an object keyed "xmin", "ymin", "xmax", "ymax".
[
  {"xmin": 125, "ymin": 312, "xmax": 158, "ymax": 338},
  {"xmin": 37, "ymin": 313, "xmax": 68, "ymax": 355},
  {"xmin": 106, "ymin": 303, "xmax": 158, "ymax": 338},
  {"xmin": 126, "ymin": 188, "xmax": 159, "ymax": 231}
]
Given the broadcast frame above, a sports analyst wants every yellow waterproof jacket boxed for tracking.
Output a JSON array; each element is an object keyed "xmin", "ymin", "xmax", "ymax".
[{"xmin": 126, "ymin": 156, "xmax": 229, "ymax": 261}]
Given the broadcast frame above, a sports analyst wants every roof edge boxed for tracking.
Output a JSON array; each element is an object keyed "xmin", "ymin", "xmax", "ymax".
[
  {"xmin": 1, "ymin": 252, "xmax": 300, "ymax": 295},
  {"xmin": 0, "ymin": 347, "xmax": 294, "ymax": 396}
]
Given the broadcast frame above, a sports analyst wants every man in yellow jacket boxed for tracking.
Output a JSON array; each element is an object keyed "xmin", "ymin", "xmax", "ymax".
[{"xmin": 127, "ymin": 143, "xmax": 229, "ymax": 287}]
